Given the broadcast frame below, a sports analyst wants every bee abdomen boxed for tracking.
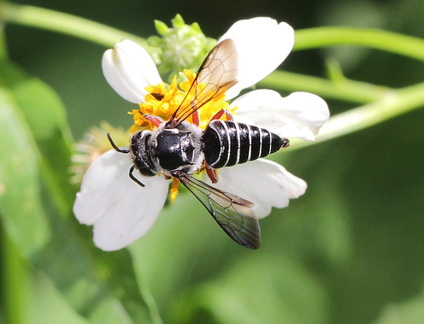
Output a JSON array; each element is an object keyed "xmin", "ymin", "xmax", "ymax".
[{"xmin": 202, "ymin": 120, "xmax": 289, "ymax": 169}]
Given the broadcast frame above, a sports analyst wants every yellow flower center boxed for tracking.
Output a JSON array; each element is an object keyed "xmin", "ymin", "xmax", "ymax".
[{"xmin": 129, "ymin": 69, "xmax": 236, "ymax": 132}]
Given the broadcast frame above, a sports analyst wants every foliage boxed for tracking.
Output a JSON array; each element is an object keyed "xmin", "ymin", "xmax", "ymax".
[{"xmin": 1, "ymin": 1, "xmax": 424, "ymax": 323}]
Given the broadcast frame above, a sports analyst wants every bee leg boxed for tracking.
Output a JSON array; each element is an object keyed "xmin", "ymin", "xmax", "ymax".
[
  {"xmin": 205, "ymin": 164, "xmax": 219, "ymax": 183},
  {"xmin": 144, "ymin": 114, "xmax": 164, "ymax": 127},
  {"xmin": 129, "ymin": 165, "xmax": 145, "ymax": 187},
  {"xmin": 225, "ymin": 110, "xmax": 234, "ymax": 121},
  {"xmin": 192, "ymin": 110, "xmax": 200, "ymax": 126},
  {"xmin": 210, "ymin": 109, "xmax": 234, "ymax": 121}
]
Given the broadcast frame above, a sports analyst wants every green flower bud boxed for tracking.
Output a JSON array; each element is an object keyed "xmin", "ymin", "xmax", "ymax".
[{"xmin": 147, "ymin": 14, "xmax": 217, "ymax": 82}]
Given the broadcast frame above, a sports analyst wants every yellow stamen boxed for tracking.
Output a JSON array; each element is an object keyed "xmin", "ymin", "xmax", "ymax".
[
  {"xmin": 170, "ymin": 178, "xmax": 180, "ymax": 204},
  {"xmin": 129, "ymin": 69, "xmax": 234, "ymax": 132}
]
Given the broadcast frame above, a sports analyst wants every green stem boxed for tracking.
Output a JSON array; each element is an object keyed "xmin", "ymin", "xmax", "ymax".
[
  {"xmin": 0, "ymin": 30, "xmax": 7, "ymax": 60},
  {"xmin": 290, "ymin": 81, "xmax": 424, "ymax": 150},
  {"xmin": 259, "ymin": 70, "xmax": 390, "ymax": 104},
  {"xmin": 0, "ymin": 3, "xmax": 158, "ymax": 55},
  {"xmin": 1, "ymin": 225, "xmax": 28, "ymax": 324},
  {"xmin": 295, "ymin": 27, "xmax": 424, "ymax": 62},
  {"xmin": 3, "ymin": 4, "xmax": 424, "ymax": 62},
  {"xmin": 262, "ymin": 27, "xmax": 424, "ymax": 100},
  {"xmin": 0, "ymin": 1, "xmax": 7, "ymax": 59}
]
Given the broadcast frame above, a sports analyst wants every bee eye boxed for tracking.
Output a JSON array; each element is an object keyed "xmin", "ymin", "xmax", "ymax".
[{"xmin": 151, "ymin": 93, "xmax": 164, "ymax": 101}]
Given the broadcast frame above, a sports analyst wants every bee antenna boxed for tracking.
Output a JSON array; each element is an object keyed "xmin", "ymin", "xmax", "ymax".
[{"xmin": 107, "ymin": 133, "xmax": 130, "ymax": 154}]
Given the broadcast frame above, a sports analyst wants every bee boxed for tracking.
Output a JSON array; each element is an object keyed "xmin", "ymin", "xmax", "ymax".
[{"xmin": 108, "ymin": 39, "xmax": 290, "ymax": 249}]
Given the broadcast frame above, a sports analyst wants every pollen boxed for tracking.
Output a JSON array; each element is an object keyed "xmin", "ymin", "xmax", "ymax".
[
  {"xmin": 129, "ymin": 69, "xmax": 235, "ymax": 132},
  {"xmin": 169, "ymin": 177, "xmax": 180, "ymax": 204}
]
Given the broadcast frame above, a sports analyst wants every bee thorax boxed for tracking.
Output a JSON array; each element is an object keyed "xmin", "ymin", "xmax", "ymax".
[
  {"xmin": 130, "ymin": 122, "xmax": 204, "ymax": 177},
  {"xmin": 155, "ymin": 130, "xmax": 197, "ymax": 171}
]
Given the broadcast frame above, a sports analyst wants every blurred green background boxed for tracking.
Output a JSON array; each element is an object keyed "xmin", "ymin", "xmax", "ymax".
[{"xmin": 1, "ymin": 0, "xmax": 424, "ymax": 323}]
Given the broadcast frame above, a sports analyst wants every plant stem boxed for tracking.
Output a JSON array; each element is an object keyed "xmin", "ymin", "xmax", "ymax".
[
  {"xmin": 1, "ymin": 226, "xmax": 28, "ymax": 324},
  {"xmin": 0, "ymin": 0, "xmax": 8, "ymax": 59},
  {"xmin": 290, "ymin": 81, "xmax": 424, "ymax": 150},
  {"xmin": 0, "ymin": 29, "xmax": 7, "ymax": 60},
  {"xmin": 4, "ymin": 4, "xmax": 424, "ymax": 62},
  {"xmin": 259, "ymin": 70, "xmax": 390, "ymax": 104},
  {"xmin": 295, "ymin": 27, "xmax": 424, "ymax": 62},
  {"xmin": 1, "ymin": 3, "xmax": 158, "ymax": 54}
]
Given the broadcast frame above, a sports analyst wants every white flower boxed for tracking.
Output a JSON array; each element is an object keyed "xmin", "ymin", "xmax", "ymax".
[{"xmin": 74, "ymin": 17, "xmax": 330, "ymax": 251}]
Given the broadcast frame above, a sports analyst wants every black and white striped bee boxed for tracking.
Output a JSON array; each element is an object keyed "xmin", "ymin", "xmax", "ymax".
[{"xmin": 108, "ymin": 39, "xmax": 290, "ymax": 249}]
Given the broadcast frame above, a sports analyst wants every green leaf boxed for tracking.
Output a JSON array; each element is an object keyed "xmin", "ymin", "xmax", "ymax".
[
  {"xmin": 0, "ymin": 60, "xmax": 160, "ymax": 323},
  {"xmin": 0, "ymin": 60, "xmax": 75, "ymax": 215},
  {"xmin": 0, "ymin": 80, "xmax": 51, "ymax": 257},
  {"xmin": 171, "ymin": 255, "xmax": 330, "ymax": 324},
  {"xmin": 373, "ymin": 289, "xmax": 424, "ymax": 324}
]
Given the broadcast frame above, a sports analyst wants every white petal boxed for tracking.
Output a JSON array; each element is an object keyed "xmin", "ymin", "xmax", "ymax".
[
  {"xmin": 102, "ymin": 39, "xmax": 162, "ymax": 104},
  {"xmin": 231, "ymin": 90, "xmax": 330, "ymax": 141},
  {"xmin": 73, "ymin": 149, "xmax": 169, "ymax": 251},
  {"xmin": 208, "ymin": 159, "xmax": 307, "ymax": 218},
  {"xmin": 219, "ymin": 17, "xmax": 294, "ymax": 99}
]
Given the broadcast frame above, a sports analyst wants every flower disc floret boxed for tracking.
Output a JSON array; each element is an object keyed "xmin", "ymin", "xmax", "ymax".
[{"xmin": 130, "ymin": 69, "xmax": 233, "ymax": 132}]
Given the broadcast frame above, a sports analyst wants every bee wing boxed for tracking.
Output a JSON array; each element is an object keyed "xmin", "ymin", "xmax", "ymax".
[
  {"xmin": 175, "ymin": 172, "xmax": 261, "ymax": 249},
  {"xmin": 170, "ymin": 38, "xmax": 239, "ymax": 125}
]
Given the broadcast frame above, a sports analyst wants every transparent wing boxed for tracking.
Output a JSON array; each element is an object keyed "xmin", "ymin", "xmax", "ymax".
[
  {"xmin": 174, "ymin": 171, "xmax": 261, "ymax": 249},
  {"xmin": 169, "ymin": 38, "xmax": 239, "ymax": 127}
]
